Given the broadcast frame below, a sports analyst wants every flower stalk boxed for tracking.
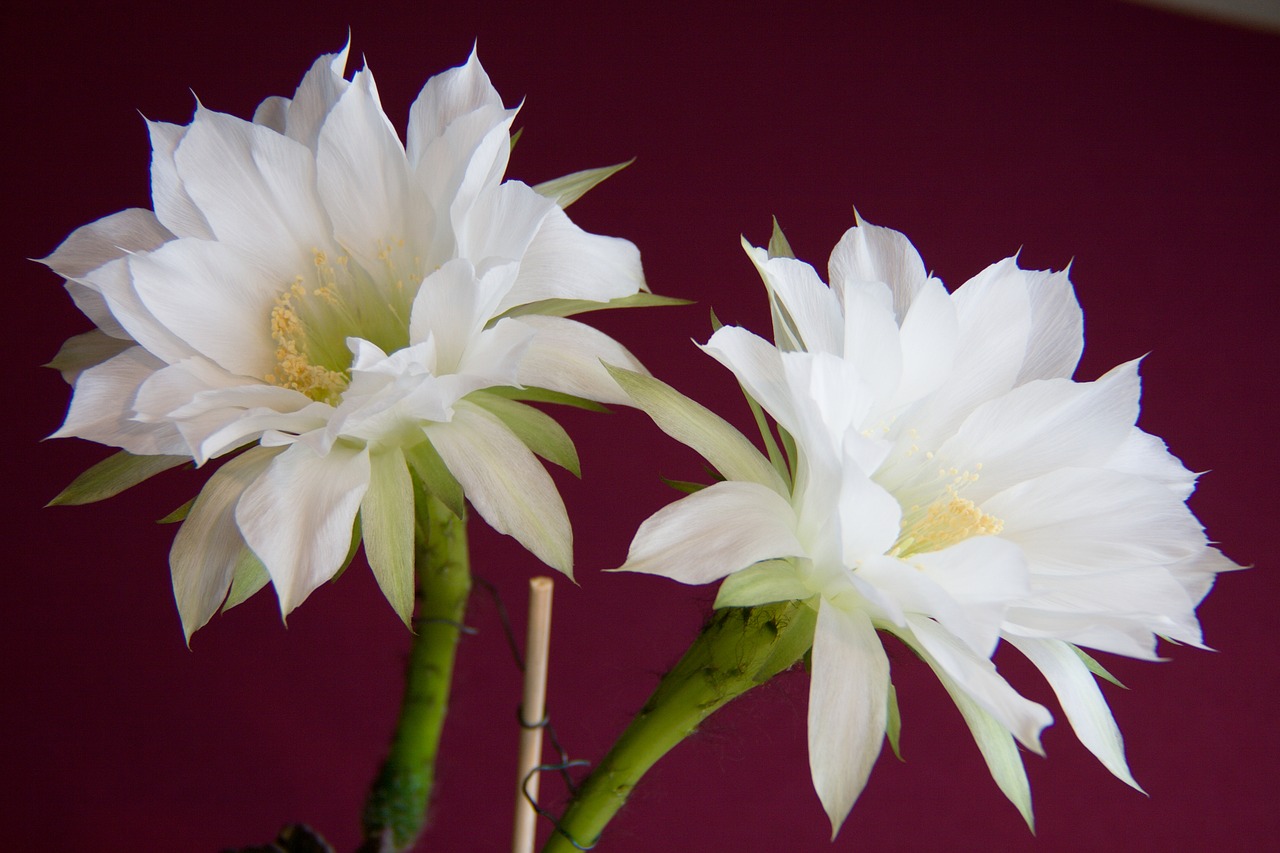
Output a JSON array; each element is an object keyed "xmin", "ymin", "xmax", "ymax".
[
  {"xmin": 542, "ymin": 600, "xmax": 816, "ymax": 852},
  {"xmin": 359, "ymin": 488, "xmax": 472, "ymax": 853}
]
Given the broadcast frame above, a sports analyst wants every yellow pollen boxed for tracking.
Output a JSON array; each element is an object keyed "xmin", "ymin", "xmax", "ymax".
[
  {"xmin": 890, "ymin": 482, "xmax": 1003, "ymax": 559},
  {"xmin": 264, "ymin": 285, "xmax": 348, "ymax": 405}
]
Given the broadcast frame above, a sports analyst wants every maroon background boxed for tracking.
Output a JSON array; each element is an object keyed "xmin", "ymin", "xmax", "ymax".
[{"xmin": 4, "ymin": 1, "xmax": 1277, "ymax": 850}]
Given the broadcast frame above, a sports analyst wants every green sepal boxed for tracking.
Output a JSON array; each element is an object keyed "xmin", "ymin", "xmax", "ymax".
[
  {"xmin": 603, "ymin": 364, "xmax": 787, "ymax": 495},
  {"xmin": 329, "ymin": 514, "xmax": 364, "ymax": 583},
  {"xmin": 157, "ymin": 499, "xmax": 194, "ymax": 524},
  {"xmin": 767, "ymin": 216, "xmax": 795, "ymax": 259},
  {"xmin": 466, "ymin": 391, "xmax": 581, "ymax": 477},
  {"xmin": 659, "ymin": 475, "xmax": 708, "ymax": 495},
  {"xmin": 496, "ymin": 291, "xmax": 690, "ymax": 321},
  {"xmin": 509, "ymin": 126, "xmax": 524, "ymax": 152},
  {"xmin": 48, "ymin": 451, "xmax": 190, "ymax": 507},
  {"xmin": 533, "ymin": 158, "xmax": 634, "ymax": 208},
  {"xmin": 361, "ymin": 447, "xmax": 416, "ymax": 626},
  {"xmin": 886, "ymin": 680, "xmax": 904, "ymax": 761},
  {"xmin": 1071, "ymin": 644, "xmax": 1128, "ymax": 689},
  {"xmin": 404, "ymin": 438, "xmax": 466, "ymax": 520},
  {"xmin": 222, "ymin": 547, "xmax": 270, "ymax": 612},
  {"xmin": 483, "ymin": 384, "xmax": 610, "ymax": 413}
]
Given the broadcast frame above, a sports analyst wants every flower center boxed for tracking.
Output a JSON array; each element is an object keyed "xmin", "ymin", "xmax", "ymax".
[
  {"xmin": 262, "ymin": 246, "xmax": 421, "ymax": 404},
  {"xmin": 889, "ymin": 465, "xmax": 1003, "ymax": 558}
]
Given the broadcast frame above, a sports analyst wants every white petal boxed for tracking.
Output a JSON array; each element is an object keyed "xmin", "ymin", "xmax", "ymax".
[
  {"xmin": 316, "ymin": 68, "xmax": 430, "ymax": 274},
  {"xmin": 171, "ymin": 445, "xmax": 282, "ymax": 641},
  {"xmin": 128, "ymin": 238, "xmax": 279, "ymax": 379},
  {"xmin": 425, "ymin": 401, "xmax": 573, "ymax": 575},
  {"xmin": 906, "ymin": 615, "xmax": 1052, "ymax": 753},
  {"xmin": 406, "ymin": 46, "xmax": 506, "ymax": 164},
  {"xmin": 1015, "ymin": 268, "xmax": 1083, "ymax": 382},
  {"xmin": 47, "ymin": 329, "xmax": 134, "ymax": 383},
  {"xmin": 702, "ymin": 325, "xmax": 799, "ymax": 437},
  {"xmin": 175, "ymin": 107, "xmax": 333, "ymax": 274},
  {"xmin": 410, "ymin": 258, "xmax": 519, "ymax": 372},
  {"xmin": 283, "ymin": 44, "xmax": 351, "ymax": 149},
  {"xmin": 78, "ymin": 255, "xmax": 195, "ymax": 364},
  {"xmin": 618, "ymin": 481, "xmax": 804, "ymax": 583},
  {"xmin": 752, "ymin": 251, "xmax": 844, "ymax": 355},
  {"xmin": 512, "ymin": 315, "xmax": 646, "ymax": 406},
  {"xmin": 148, "ymin": 120, "xmax": 215, "ymax": 239},
  {"xmin": 1102, "ymin": 427, "xmax": 1197, "ymax": 499},
  {"xmin": 890, "ymin": 279, "xmax": 958, "ymax": 411},
  {"xmin": 937, "ymin": 359, "xmax": 1141, "ymax": 503},
  {"xmin": 909, "ymin": 537, "xmax": 1028, "ymax": 656},
  {"xmin": 498, "ymin": 204, "xmax": 644, "ymax": 312},
  {"xmin": 361, "ymin": 446, "xmax": 416, "ymax": 625},
  {"xmin": 836, "ymin": 462, "xmax": 901, "ymax": 561},
  {"xmin": 52, "ymin": 347, "xmax": 187, "ymax": 456},
  {"xmin": 828, "ymin": 217, "xmax": 929, "ymax": 322},
  {"xmin": 235, "ymin": 440, "xmax": 371, "ymax": 617},
  {"xmin": 252, "ymin": 95, "xmax": 290, "ymax": 132},
  {"xmin": 41, "ymin": 208, "xmax": 173, "ymax": 279},
  {"xmin": 808, "ymin": 602, "xmax": 889, "ymax": 837},
  {"xmin": 456, "ymin": 181, "xmax": 554, "ymax": 271},
  {"xmin": 1008, "ymin": 636, "xmax": 1141, "ymax": 790}
]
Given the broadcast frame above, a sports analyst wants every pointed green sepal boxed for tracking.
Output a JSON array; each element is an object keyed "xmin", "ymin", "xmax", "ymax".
[
  {"xmin": 659, "ymin": 475, "xmax": 708, "ymax": 495},
  {"xmin": 1071, "ymin": 644, "xmax": 1128, "ymax": 689},
  {"xmin": 222, "ymin": 547, "xmax": 270, "ymax": 612},
  {"xmin": 48, "ymin": 451, "xmax": 190, "ymax": 507},
  {"xmin": 467, "ymin": 391, "xmax": 581, "ymax": 477},
  {"xmin": 329, "ymin": 514, "xmax": 364, "ymax": 583},
  {"xmin": 886, "ymin": 680, "xmax": 904, "ymax": 761},
  {"xmin": 496, "ymin": 291, "xmax": 690, "ymax": 321},
  {"xmin": 767, "ymin": 216, "xmax": 795, "ymax": 259},
  {"xmin": 533, "ymin": 158, "xmax": 634, "ymax": 208},
  {"xmin": 604, "ymin": 364, "xmax": 787, "ymax": 495},
  {"xmin": 361, "ymin": 447, "xmax": 416, "ymax": 626},
  {"xmin": 483, "ymin": 384, "xmax": 610, "ymax": 413},
  {"xmin": 509, "ymin": 126, "xmax": 524, "ymax": 152},
  {"xmin": 404, "ymin": 438, "xmax": 466, "ymax": 520},
  {"xmin": 157, "ymin": 499, "xmax": 194, "ymax": 524}
]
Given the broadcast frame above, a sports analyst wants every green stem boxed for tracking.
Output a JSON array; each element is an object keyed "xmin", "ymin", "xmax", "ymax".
[
  {"xmin": 542, "ymin": 600, "xmax": 816, "ymax": 852},
  {"xmin": 359, "ymin": 491, "xmax": 471, "ymax": 853}
]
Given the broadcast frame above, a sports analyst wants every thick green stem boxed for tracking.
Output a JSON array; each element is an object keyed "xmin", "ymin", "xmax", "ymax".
[
  {"xmin": 542, "ymin": 600, "xmax": 816, "ymax": 852},
  {"xmin": 359, "ymin": 491, "xmax": 471, "ymax": 853}
]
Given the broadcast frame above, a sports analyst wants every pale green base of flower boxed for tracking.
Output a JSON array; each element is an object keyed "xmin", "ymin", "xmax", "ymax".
[
  {"xmin": 359, "ymin": 490, "xmax": 471, "ymax": 853},
  {"xmin": 542, "ymin": 600, "xmax": 815, "ymax": 852}
]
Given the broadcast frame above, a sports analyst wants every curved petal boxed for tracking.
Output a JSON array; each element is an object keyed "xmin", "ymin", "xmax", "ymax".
[
  {"xmin": 1015, "ymin": 268, "xmax": 1083, "ymax": 383},
  {"xmin": 808, "ymin": 602, "xmax": 890, "ymax": 838},
  {"xmin": 425, "ymin": 401, "xmax": 573, "ymax": 575},
  {"xmin": 702, "ymin": 325, "xmax": 798, "ymax": 437},
  {"xmin": 235, "ymin": 440, "xmax": 371, "ymax": 617},
  {"xmin": 498, "ymin": 204, "xmax": 644, "ymax": 312},
  {"xmin": 1008, "ymin": 636, "xmax": 1141, "ymax": 791},
  {"xmin": 513, "ymin": 315, "xmax": 646, "ymax": 406},
  {"xmin": 41, "ymin": 208, "xmax": 173, "ymax": 279},
  {"xmin": 618, "ymin": 480, "xmax": 804, "ymax": 583},
  {"xmin": 745, "ymin": 246, "xmax": 843, "ymax": 355},
  {"xmin": 828, "ymin": 217, "xmax": 929, "ymax": 321},
  {"xmin": 51, "ymin": 347, "xmax": 187, "ymax": 456},
  {"xmin": 406, "ymin": 46, "xmax": 506, "ymax": 165},
  {"xmin": 282, "ymin": 43, "xmax": 351, "ymax": 150},
  {"xmin": 148, "ymin": 120, "xmax": 215, "ymax": 240}
]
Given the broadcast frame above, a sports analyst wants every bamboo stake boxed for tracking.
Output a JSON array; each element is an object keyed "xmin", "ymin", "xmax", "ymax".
[{"xmin": 512, "ymin": 576, "xmax": 555, "ymax": 853}]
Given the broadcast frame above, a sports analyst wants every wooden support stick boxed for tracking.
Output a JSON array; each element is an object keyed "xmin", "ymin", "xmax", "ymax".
[{"xmin": 512, "ymin": 576, "xmax": 555, "ymax": 853}]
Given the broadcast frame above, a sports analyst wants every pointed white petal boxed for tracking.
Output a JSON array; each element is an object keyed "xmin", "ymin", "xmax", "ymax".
[
  {"xmin": 425, "ymin": 402, "xmax": 573, "ymax": 575},
  {"xmin": 175, "ymin": 106, "xmax": 332, "ymax": 274},
  {"xmin": 46, "ymin": 329, "xmax": 134, "ymax": 383},
  {"xmin": 1015, "ymin": 268, "xmax": 1083, "ymax": 382},
  {"xmin": 41, "ymin": 208, "xmax": 173, "ymax": 279},
  {"xmin": 756, "ymin": 253, "xmax": 844, "ymax": 355},
  {"xmin": 283, "ymin": 43, "xmax": 351, "ymax": 149},
  {"xmin": 891, "ymin": 279, "xmax": 959, "ymax": 410},
  {"xmin": 51, "ymin": 347, "xmax": 187, "ymax": 455},
  {"xmin": 252, "ymin": 95, "xmax": 290, "ymax": 132},
  {"xmin": 406, "ymin": 46, "xmax": 505, "ymax": 163},
  {"xmin": 828, "ymin": 217, "xmax": 929, "ymax": 321},
  {"xmin": 808, "ymin": 603, "xmax": 890, "ymax": 837},
  {"xmin": 171, "ymin": 445, "xmax": 282, "ymax": 641},
  {"xmin": 78, "ymin": 256, "xmax": 195, "ymax": 364},
  {"xmin": 1009, "ymin": 636, "xmax": 1142, "ymax": 791},
  {"xmin": 937, "ymin": 359, "xmax": 1141, "ymax": 503},
  {"xmin": 498, "ymin": 204, "xmax": 644, "ymax": 312},
  {"xmin": 702, "ymin": 325, "xmax": 799, "ymax": 438},
  {"xmin": 513, "ymin": 315, "xmax": 645, "ymax": 406},
  {"xmin": 316, "ymin": 69, "xmax": 429, "ymax": 273},
  {"xmin": 618, "ymin": 481, "xmax": 803, "ymax": 582},
  {"xmin": 456, "ymin": 181, "xmax": 554, "ymax": 272},
  {"xmin": 1102, "ymin": 427, "xmax": 1197, "ymax": 499},
  {"xmin": 235, "ymin": 441, "xmax": 371, "ymax": 616},
  {"xmin": 148, "ymin": 120, "xmax": 215, "ymax": 239},
  {"xmin": 361, "ymin": 446, "xmax": 416, "ymax": 625},
  {"xmin": 907, "ymin": 615, "xmax": 1052, "ymax": 753}
]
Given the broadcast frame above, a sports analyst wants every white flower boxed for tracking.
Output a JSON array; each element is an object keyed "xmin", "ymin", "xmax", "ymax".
[
  {"xmin": 616, "ymin": 217, "xmax": 1237, "ymax": 834},
  {"xmin": 44, "ymin": 44, "xmax": 650, "ymax": 639}
]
